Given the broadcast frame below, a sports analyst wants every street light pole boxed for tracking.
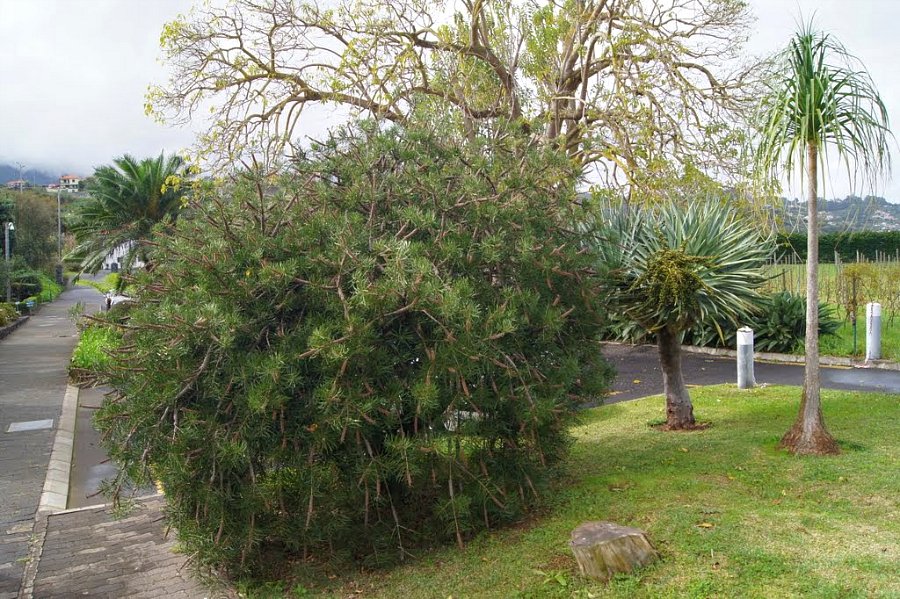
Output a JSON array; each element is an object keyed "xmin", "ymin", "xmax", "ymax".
[
  {"xmin": 4, "ymin": 222, "xmax": 14, "ymax": 303},
  {"xmin": 57, "ymin": 188, "xmax": 62, "ymax": 261},
  {"xmin": 55, "ymin": 189, "xmax": 64, "ymax": 285}
]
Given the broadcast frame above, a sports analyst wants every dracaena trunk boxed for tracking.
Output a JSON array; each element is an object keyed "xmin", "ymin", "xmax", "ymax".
[{"xmin": 657, "ymin": 326, "xmax": 695, "ymax": 429}]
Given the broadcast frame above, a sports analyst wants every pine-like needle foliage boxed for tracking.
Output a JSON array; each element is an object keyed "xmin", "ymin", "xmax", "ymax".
[{"xmin": 93, "ymin": 126, "xmax": 612, "ymax": 574}]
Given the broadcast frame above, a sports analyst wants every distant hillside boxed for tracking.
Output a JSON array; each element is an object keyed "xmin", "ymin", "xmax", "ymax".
[
  {"xmin": 776, "ymin": 196, "xmax": 900, "ymax": 233},
  {"xmin": 0, "ymin": 163, "xmax": 58, "ymax": 185}
]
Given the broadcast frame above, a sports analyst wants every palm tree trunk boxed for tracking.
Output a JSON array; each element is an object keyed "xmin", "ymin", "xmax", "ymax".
[
  {"xmin": 657, "ymin": 326, "xmax": 695, "ymax": 429},
  {"xmin": 780, "ymin": 142, "xmax": 839, "ymax": 455}
]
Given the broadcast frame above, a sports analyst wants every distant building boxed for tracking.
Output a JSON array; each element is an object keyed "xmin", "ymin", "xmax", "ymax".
[
  {"xmin": 5, "ymin": 179, "xmax": 27, "ymax": 190},
  {"xmin": 104, "ymin": 241, "xmax": 145, "ymax": 272},
  {"xmin": 59, "ymin": 174, "xmax": 81, "ymax": 193}
]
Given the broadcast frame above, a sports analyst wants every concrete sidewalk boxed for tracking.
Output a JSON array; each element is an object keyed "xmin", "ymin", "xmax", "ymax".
[{"xmin": 0, "ymin": 285, "xmax": 101, "ymax": 599}]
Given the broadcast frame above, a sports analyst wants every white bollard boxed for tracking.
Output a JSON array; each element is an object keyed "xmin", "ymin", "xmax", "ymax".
[
  {"xmin": 866, "ymin": 302, "xmax": 882, "ymax": 361},
  {"xmin": 737, "ymin": 326, "xmax": 755, "ymax": 389}
]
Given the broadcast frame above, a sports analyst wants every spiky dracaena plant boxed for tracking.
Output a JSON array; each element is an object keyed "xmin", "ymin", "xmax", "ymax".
[
  {"xmin": 755, "ymin": 22, "xmax": 892, "ymax": 455},
  {"xmin": 67, "ymin": 153, "xmax": 190, "ymax": 279},
  {"xmin": 594, "ymin": 200, "xmax": 772, "ymax": 429}
]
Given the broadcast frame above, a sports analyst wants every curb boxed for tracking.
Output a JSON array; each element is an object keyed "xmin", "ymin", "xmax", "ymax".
[
  {"xmin": 38, "ymin": 385, "xmax": 78, "ymax": 514},
  {"xmin": 0, "ymin": 315, "xmax": 29, "ymax": 341},
  {"xmin": 679, "ymin": 344, "xmax": 900, "ymax": 371},
  {"xmin": 20, "ymin": 386, "xmax": 79, "ymax": 599}
]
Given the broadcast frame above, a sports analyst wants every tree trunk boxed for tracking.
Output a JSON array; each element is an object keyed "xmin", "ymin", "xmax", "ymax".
[
  {"xmin": 780, "ymin": 142, "xmax": 840, "ymax": 455},
  {"xmin": 657, "ymin": 326, "xmax": 695, "ymax": 429}
]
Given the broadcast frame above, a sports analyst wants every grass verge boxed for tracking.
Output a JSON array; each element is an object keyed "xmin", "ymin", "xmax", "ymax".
[
  {"xmin": 70, "ymin": 325, "xmax": 119, "ymax": 372},
  {"xmin": 36, "ymin": 273, "xmax": 63, "ymax": 302},
  {"xmin": 76, "ymin": 272, "xmax": 120, "ymax": 294},
  {"xmin": 259, "ymin": 386, "xmax": 899, "ymax": 598}
]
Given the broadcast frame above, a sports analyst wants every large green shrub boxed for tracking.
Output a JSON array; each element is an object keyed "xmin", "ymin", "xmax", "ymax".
[{"xmin": 94, "ymin": 126, "xmax": 612, "ymax": 574}]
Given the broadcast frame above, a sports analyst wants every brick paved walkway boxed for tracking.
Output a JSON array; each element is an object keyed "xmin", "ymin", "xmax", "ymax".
[
  {"xmin": 0, "ymin": 285, "xmax": 100, "ymax": 599},
  {"xmin": 0, "ymin": 283, "xmax": 227, "ymax": 598},
  {"xmin": 27, "ymin": 497, "xmax": 231, "ymax": 599}
]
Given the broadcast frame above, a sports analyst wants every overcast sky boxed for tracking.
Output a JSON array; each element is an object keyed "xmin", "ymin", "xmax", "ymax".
[{"xmin": 1, "ymin": 0, "xmax": 898, "ymax": 200}]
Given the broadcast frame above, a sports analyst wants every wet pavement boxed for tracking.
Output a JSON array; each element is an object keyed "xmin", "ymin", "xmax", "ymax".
[
  {"xmin": 603, "ymin": 342, "xmax": 900, "ymax": 402},
  {"xmin": 68, "ymin": 386, "xmax": 118, "ymax": 509}
]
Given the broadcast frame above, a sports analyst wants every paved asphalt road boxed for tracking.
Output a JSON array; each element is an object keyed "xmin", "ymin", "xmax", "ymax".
[{"xmin": 603, "ymin": 342, "xmax": 900, "ymax": 402}]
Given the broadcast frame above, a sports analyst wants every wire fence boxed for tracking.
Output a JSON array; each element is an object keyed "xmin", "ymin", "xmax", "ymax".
[{"xmin": 764, "ymin": 249, "xmax": 900, "ymax": 326}]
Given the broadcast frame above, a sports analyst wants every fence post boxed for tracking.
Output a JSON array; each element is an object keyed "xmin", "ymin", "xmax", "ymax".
[
  {"xmin": 737, "ymin": 327, "xmax": 755, "ymax": 389},
  {"xmin": 866, "ymin": 302, "xmax": 882, "ymax": 362}
]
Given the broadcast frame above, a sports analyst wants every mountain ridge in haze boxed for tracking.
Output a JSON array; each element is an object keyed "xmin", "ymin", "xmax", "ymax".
[{"xmin": 0, "ymin": 163, "xmax": 59, "ymax": 185}]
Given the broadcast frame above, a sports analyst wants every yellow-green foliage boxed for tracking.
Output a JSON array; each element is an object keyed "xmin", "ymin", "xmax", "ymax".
[
  {"xmin": 636, "ymin": 248, "xmax": 712, "ymax": 322},
  {"xmin": 0, "ymin": 303, "xmax": 18, "ymax": 326}
]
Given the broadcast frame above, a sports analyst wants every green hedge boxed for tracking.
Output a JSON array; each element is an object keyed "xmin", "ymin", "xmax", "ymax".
[
  {"xmin": 36, "ymin": 273, "xmax": 63, "ymax": 302},
  {"xmin": 778, "ymin": 231, "xmax": 900, "ymax": 262}
]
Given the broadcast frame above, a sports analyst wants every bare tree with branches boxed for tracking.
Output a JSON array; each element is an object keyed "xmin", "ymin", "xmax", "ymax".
[{"xmin": 149, "ymin": 0, "xmax": 755, "ymax": 191}]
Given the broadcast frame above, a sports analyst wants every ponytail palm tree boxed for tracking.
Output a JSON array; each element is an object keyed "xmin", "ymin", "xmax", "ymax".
[
  {"xmin": 755, "ymin": 23, "xmax": 891, "ymax": 455},
  {"xmin": 67, "ymin": 153, "xmax": 190, "ymax": 276},
  {"xmin": 596, "ymin": 200, "xmax": 772, "ymax": 429}
]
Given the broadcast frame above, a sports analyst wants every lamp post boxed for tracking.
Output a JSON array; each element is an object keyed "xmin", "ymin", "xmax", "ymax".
[
  {"xmin": 4, "ymin": 222, "xmax": 14, "ymax": 303},
  {"xmin": 57, "ymin": 188, "xmax": 62, "ymax": 260},
  {"xmin": 56, "ymin": 189, "xmax": 63, "ymax": 284}
]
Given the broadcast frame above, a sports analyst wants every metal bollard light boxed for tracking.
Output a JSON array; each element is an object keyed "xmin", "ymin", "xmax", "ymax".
[
  {"xmin": 866, "ymin": 302, "xmax": 882, "ymax": 361},
  {"xmin": 737, "ymin": 326, "xmax": 755, "ymax": 389}
]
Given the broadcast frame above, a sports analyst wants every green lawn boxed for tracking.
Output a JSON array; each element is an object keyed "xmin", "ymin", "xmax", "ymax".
[{"xmin": 263, "ymin": 386, "xmax": 899, "ymax": 598}]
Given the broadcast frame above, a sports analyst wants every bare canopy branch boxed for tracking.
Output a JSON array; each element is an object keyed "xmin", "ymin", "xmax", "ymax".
[{"xmin": 149, "ymin": 0, "xmax": 756, "ymax": 191}]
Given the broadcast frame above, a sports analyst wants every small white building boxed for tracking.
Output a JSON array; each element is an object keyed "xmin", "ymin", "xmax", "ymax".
[
  {"xmin": 59, "ymin": 174, "xmax": 81, "ymax": 192},
  {"xmin": 104, "ymin": 241, "xmax": 145, "ymax": 272}
]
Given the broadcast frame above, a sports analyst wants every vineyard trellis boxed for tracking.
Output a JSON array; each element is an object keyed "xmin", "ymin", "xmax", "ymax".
[{"xmin": 765, "ymin": 250, "xmax": 900, "ymax": 328}]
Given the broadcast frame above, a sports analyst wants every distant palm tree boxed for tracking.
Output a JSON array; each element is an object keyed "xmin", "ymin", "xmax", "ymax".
[
  {"xmin": 755, "ymin": 22, "xmax": 892, "ymax": 455},
  {"xmin": 595, "ymin": 200, "xmax": 772, "ymax": 429},
  {"xmin": 67, "ymin": 153, "xmax": 190, "ymax": 276}
]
